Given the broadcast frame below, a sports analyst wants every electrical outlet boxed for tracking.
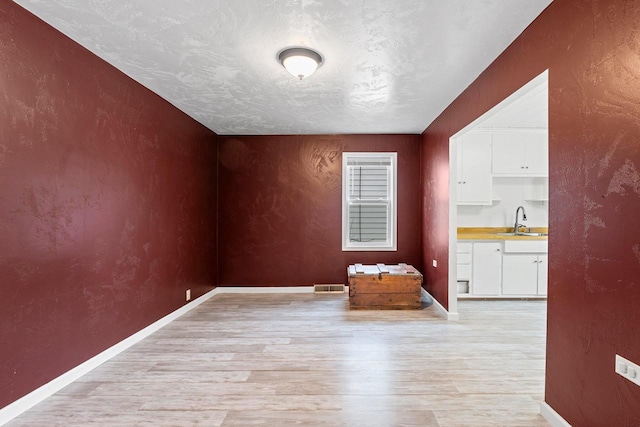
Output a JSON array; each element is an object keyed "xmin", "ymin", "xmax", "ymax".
[
  {"xmin": 186, "ymin": 289, "xmax": 191, "ymax": 301},
  {"xmin": 432, "ymin": 260, "xmax": 437, "ymax": 267},
  {"xmin": 615, "ymin": 354, "xmax": 640, "ymax": 387}
]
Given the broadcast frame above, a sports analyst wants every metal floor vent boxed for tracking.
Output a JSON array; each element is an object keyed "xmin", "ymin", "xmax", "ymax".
[{"xmin": 314, "ymin": 284, "xmax": 345, "ymax": 293}]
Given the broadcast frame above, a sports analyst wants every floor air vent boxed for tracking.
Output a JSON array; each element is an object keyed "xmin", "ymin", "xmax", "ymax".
[{"xmin": 314, "ymin": 284, "xmax": 345, "ymax": 293}]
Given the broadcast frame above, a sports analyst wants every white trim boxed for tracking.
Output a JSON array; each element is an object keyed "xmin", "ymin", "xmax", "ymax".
[
  {"xmin": 467, "ymin": 127, "xmax": 548, "ymax": 133},
  {"xmin": 421, "ymin": 288, "xmax": 459, "ymax": 321},
  {"xmin": 341, "ymin": 152, "xmax": 398, "ymax": 252},
  {"xmin": 0, "ymin": 283, "xmax": 385, "ymax": 425},
  {"xmin": 457, "ymin": 295, "xmax": 547, "ymax": 300},
  {"xmin": 0, "ymin": 288, "xmax": 220, "ymax": 426},
  {"xmin": 540, "ymin": 402, "xmax": 571, "ymax": 427},
  {"xmin": 447, "ymin": 69, "xmax": 549, "ymax": 315},
  {"xmin": 448, "ymin": 135, "xmax": 459, "ymax": 317},
  {"xmin": 215, "ymin": 286, "xmax": 315, "ymax": 294}
]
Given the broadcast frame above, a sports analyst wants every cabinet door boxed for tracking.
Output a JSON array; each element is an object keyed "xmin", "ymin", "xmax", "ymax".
[
  {"xmin": 502, "ymin": 255, "xmax": 538, "ymax": 295},
  {"xmin": 458, "ymin": 133, "xmax": 492, "ymax": 204},
  {"xmin": 472, "ymin": 242, "xmax": 501, "ymax": 295},
  {"xmin": 537, "ymin": 255, "xmax": 548, "ymax": 295},
  {"xmin": 524, "ymin": 131, "xmax": 548, "ymax": 175},
  {"xmin": 491, "ymin": 132, "xmax": 524, "ymax": 174}
]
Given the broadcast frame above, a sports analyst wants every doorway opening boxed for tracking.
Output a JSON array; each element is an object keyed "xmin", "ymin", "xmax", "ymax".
[{"xmin": 448, "ymin": 70, "xmax": 549, "ymax": 316}]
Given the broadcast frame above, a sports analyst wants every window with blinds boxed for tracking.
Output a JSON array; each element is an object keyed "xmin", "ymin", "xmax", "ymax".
[{"xmin": 342, "ymin": 152, "xmax": 397, "ymax": 251}]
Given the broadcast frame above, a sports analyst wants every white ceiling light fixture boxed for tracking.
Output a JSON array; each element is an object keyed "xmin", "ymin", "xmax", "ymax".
[{"xmin": 278, "ymin": 47, "xmax": 323, "ymax": 80}]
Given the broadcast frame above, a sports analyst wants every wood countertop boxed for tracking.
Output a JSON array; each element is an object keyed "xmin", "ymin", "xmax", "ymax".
[{"xmin": 458, "ymin": 227, "xmax": 549, "ymax": 241}]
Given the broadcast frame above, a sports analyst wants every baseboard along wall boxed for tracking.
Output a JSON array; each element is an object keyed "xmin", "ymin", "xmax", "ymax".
[
  {"xmin": 421, "ymin": 288, "xmax": 459, "ymax": 321},
  {"xmin": 540, "ymin": 402, "xmax": 571, "ymax": 427},
  {"xmin": 1, "ymin": 285, "xmax": 459, "ymax": 425}
]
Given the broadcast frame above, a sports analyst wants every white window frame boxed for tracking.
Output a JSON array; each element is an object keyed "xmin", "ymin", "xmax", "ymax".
[{"xmin": 342, "ymin": 152, "xmax": 397, "ymax": 251}]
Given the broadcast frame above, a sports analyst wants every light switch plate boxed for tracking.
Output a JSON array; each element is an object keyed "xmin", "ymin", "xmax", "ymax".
[
  {"xmin": 615, "ymin": 354, "xmax": 640, "ymax": 387},
  {"xmin": 432, "ymin": 260, "xmax": 437, "ymax": 267}
]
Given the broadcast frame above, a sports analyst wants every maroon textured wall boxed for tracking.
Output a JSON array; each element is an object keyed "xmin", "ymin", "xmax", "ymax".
[
  {"xmin": 0, "ymin": 3, "xmax": 217, "ymax": 408},
  {"xmin": 420, "ymin": 125, "xmax": 450, "ymax": 308},
  {"xmin": 421, "ymin": 0, "xmax": 640, "ymax": 424},
  {"xmin": 218, "ymin": 135, "xmax": 421, "ymax": 286}
]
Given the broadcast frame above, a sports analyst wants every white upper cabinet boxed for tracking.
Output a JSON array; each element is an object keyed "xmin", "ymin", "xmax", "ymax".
[
  {"xmin": 457, "ymin": 132, "xmax": 492, "ymax": 205},
  {"xmin": 524, "ymin": 132, "xmax": 548, "ymax": 175},
  {"xmin": 491, "ymin": 130, "xmax": 548, "ymax": 176}
]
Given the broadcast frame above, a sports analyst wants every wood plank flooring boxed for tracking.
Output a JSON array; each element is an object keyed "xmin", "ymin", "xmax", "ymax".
[{"xmin": 7, "ymin": 293, "xmax": 549, "ymax": 426}]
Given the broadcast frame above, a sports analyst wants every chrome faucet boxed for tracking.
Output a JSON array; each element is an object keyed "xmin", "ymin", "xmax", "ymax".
[{"xmin": 514, "ymin": 205, "xmax": 527, "ymax": 234}]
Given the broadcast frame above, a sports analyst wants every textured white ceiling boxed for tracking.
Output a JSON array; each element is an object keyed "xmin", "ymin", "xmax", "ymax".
[{"xmin": 14, "ymin": 0, "xmax": 553, "ymax": 135}]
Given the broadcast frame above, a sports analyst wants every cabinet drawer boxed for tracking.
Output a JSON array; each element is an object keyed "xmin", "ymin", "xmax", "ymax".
[
  {"xmin": 457, "ymin": 253, "xmax": 472, "ymax": 264},
  {"xmin": 457, "ymin": 242, "xmax": 472, "ymax": 253},
  {"xmin": 457, "ymin": 264, "xmax": 471, "ymax": 280}
]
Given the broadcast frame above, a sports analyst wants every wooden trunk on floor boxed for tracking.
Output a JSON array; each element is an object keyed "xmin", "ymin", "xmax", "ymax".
[{"xmin": 347, "ymin": 263, "xmax": 423, "ymax": 310}]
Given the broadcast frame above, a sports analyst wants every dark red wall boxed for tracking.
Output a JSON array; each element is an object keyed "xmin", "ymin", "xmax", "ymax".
[
  {"xmin": 420, "ymin": 125, "xmax": 450, "ymax": 308},
  {"xmin": 0, "ymin": 3, "xmax": 217, "ymax": 408},
  {"xmin": 421, "ymin": 0, "xmax": 640, "ymax": 424},
  {"xmin": 218, "ymin": 135, "xmax": 421, "ymax": 286}
]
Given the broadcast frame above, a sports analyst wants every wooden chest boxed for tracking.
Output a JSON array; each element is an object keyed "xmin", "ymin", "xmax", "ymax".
[{"xmin": 347, "ymin": 263, "xmax": 423, "ymax": 310}]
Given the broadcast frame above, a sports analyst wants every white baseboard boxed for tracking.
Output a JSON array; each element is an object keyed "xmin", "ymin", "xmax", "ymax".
[
  {"xmin": 216, "ymin": 286, "xmax": 315, "ymax": 294},
  {"xmin": 421, "ymin": 288, "xmax": 459, "ymax": 321},
  {"xmin": 0, "ymin": 288, "xmax": 221, "ymax": 426},
  {"xmin": 540, "ymin": 402, "xmax": 571, "ymax": 427},
  {"xmin": 0, "ymin": 284, "xmax": 360, "ymax": 425},
  {"xmin": 0, "ymin": 285, "xmax": 329, "ymax": 424}
]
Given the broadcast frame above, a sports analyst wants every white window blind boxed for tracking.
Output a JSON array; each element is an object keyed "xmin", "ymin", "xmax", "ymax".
[{"xmin": 342, "ymin": 152, "xmax": 397, "ymax": 251}]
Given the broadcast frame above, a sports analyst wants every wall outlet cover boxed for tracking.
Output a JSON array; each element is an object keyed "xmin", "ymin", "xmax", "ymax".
[
  {"xmin": 615, "ymin": 354, "xmax": 640, "ymax": 387},
  {"xmin": 186, "ymin": 289, "xmax": 191, "ymax": 301}
]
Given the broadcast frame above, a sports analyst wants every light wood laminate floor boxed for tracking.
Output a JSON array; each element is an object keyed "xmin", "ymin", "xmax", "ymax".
[{"xmin": 8, "ymin": 293, "xmax": 549, "ymax": 426}]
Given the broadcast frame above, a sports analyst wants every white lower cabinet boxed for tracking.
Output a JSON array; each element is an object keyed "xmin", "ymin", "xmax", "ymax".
[
  {"xmin": 502, "ymin": 255, "xmax": 539, "ymax": 295},
  {"xmin": 502, "ymin": 240, "xmax": 548, "ymax": 296},
  {"xmin": 456, "ymin": 242, "xmax": 473, "ymax": 294},
  {"xmin": 537, "ymin": 255, "xmax": 548, "ymax": 295},
  {"xmin": 457, "ymin": 242, "xmax": 472, "ymax": 280},
  {"xmin": 458, "ymin": 239, "xmax": 548, "ymax": 298},
  {"xmin": 471, "ymin": 242, "xmax": 502, "ymax": 296}
]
